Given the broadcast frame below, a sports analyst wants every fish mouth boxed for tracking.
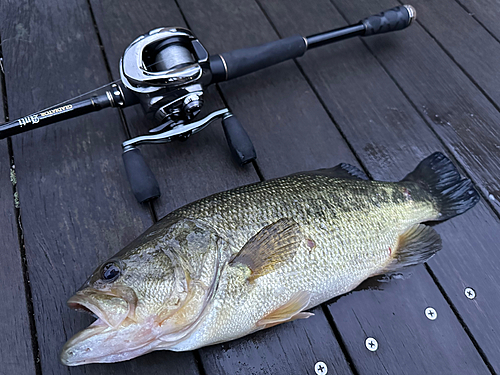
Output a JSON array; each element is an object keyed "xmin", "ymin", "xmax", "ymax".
[
  {"xmin": 61, "ymin": 290, "xmax": 158, "ymax": 366},
  {"xmin": 67, "ymin": 291, "xmax": 131, "ymax": 328}
]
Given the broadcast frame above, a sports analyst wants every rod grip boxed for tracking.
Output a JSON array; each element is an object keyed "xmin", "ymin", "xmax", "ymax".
[
  {"xmin": 210, "ymin": 35, "xmax": 307, "ymax": 83},
  {"xmin": 362, "ymin": 5, "xmax": 416, "ymax": 36},
  {"xmin": 122, "ymin": 147, "xmax": 161, "ymax": 203},
  {"xmin": 222, "ymin": 115, "xmax": 256, "ymax": 166}
]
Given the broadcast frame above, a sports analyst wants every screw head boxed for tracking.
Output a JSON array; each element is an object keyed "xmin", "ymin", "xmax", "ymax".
[
  {"xmin": 314, "ymin": 361, "xmax": 328, "ymax": 375},
  {"xmin": 365, "ymin": 337, "xmax": 378, "ymax": 351},
  {"xmin": 425, "ymin": 307, "xmax": 437, "ymax": 320},
  {"xmin": 465, "ymin": 287, "xmax": 476, "ymax": 300}
]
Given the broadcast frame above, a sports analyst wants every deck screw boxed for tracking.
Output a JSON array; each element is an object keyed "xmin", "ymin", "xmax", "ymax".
[
  {"xmin": 425, "ymin": 307, "xmax": 437, "ymax": 320},
  {"xmin": 464, "ymin": 287, "xmax": 476, "ymax": 300},
  {"xmin": 365, "ymin": 337, "xmax": 378, "ymax": 351},
  {"xmin": 314, "ymin": 361, "xmax": 328, "ymax": 374}
]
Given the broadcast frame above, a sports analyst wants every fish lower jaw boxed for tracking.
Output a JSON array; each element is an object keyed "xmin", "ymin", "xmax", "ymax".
[{"xmin": 60, "ymin": 318, "xmax": 165, "ymax": 366}]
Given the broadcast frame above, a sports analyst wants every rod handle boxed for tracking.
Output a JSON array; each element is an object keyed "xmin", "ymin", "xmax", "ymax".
[
  {"xmin": 222, "ymin": 114, "xmax": 256, "ymax": 166},
  {"xmin": 122, "ymin": 147, "xmax": 161, "ymax": 203},
  {"xmin": 210, "ymin": 35, "xmax": 307, "ymax": 83},
  {"xmin": 362, "ymin": 5, "xmax": 416, "ymax": 36}
]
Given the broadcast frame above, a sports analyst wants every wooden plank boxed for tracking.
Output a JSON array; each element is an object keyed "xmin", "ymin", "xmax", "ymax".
[
  {"xmin": 456, "ymin": 0, "xmax": 500, "ymax": 42},
  {"xmin": 200, "ymin": 307, "xmax": 351, "ymax": 375},
  {"xmin": 0, "ymin": 1, "xmax": 197, "ymax": 374},
  {"xmin": 375, "ymin": 0, "xmax": 500, "ymax": 215},
  {"xmin": 178, "ymin": 0, "xmax": 357, "ymax": 180},
  {"xmin": 172, "ymin": 0, "xmax": 358, "ymax": 373},
  {"xmin": 88, "ymin": 0, "xmax": 259, "ymax": 219},
  {"xmin": 330, "ymin": 267, "xmax": 487, "ymax": 374},
  {"xmin": 77, "ymin": 1, "xmax": 351, "ymax": 372},
  {"xmin": 255, "ymin": 0, "xmax": 495, "ymax": 373},
  {"xmin": 0, "ymin": 83, "xmax": 36, "ymax": 372},
  {"xmin": 384, "ymin": 1, "xmax": 500, "ymax": 212},
  {"xmin": 406, "ymin": 0, "xmax": 500, "ymax": 106},
  {"xmin": 328, "ymin": 0, "xmax": 500, "ymax": 372},
  {"xmin": 176, "ymin": 0, "xmax": 491, "ymax": 374}
]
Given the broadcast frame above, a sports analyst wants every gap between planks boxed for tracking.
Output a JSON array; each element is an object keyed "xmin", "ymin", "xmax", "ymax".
[
  {"xmin": 253, "ymin": 0, "xmax": 374, "ymax": 182},
  {"xmin": 330, "ymin": 1, "xmax": 498, "ymax": 372},
  {"xmin": 453, "ymin": 0, "xmax": 500, "ymax": 47},
  {"xmin": 252, "ymin": 0, "xmax": 498, "ymax": 373},
  {"xmin": 85, "ymin": 0, "xmax": 159, "ymax": 225},
  {"xmin": 397, "ymin": 0, "xmax": 500, "ymax": 223},
  {"xmin": 0, "ymin": 33, "xmax": 42, "ymax": 375}
]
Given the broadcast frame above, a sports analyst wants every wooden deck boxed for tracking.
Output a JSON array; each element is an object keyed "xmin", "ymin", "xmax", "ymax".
[{"xmin": 1, "ymin": 0, "xmax": 499, "ymax": 374}]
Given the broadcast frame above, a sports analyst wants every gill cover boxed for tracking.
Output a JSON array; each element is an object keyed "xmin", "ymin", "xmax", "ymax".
[{"xmin": 156, "ymin": 219, "xmax": 225, "ymax": 346}]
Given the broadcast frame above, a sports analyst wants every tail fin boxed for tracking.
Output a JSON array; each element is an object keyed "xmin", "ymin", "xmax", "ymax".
[{"xmin": 402, "ymin": 152, "xmax": 480, "ymax": 221}]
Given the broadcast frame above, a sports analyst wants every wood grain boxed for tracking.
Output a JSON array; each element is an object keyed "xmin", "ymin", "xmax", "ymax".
[
  {"xmin": 455, "ymin": 0, "xmax": 500, "ymax": 42},
  {"xmin": 176, "ymin": 0, "xmax": 491, "ymax": 374},
  {"xmin": 407, "ymin": 0, "xmax": 500, "ymax": 106},
  {"xmin": 257, "ymin": 0, "xmax": 496, "ymax": 373},
  {"xmin": 1, "ymin": 0, "xmax": 498, "ymax": 373},
  {"xmin": 330, "ymin": 0, "xmax": 500, "ymax": 371},
  {"xmin": 0, "ymin": 82, "xmax": 36, "ymax": 373},
  {"xmin": 352, "ymin": 0, "xmax": 500, "ymax": 216},
  {"xmin": 329, "ymin": 267, "xmax": 488, "ymax": 375},
  {"xmin": 0, "ymin": 0, "xmax": 197, "ymax": 374}
]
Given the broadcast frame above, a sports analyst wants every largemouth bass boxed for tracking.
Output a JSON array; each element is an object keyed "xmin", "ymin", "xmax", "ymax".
[{"xmin": 61, "ymin": 152, "xmax": 479, "ymax": 366}]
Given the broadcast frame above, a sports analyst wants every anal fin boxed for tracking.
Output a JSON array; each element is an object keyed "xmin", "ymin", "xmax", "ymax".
[
  {"xmin": 382, "ymin": 224, "xmax": 442, "ymax": 274},
  {"xmin": 257, "ymin": 291, "xmax": 314, "ymax": 328}
]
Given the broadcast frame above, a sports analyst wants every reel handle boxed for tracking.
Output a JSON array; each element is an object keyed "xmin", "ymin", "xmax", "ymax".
[
  {"xmin": 122, "ymin": 147, "xmax": 160, "ymax": 203},
  {"xmin": 210, "ymin": 5, "xmax": 415, "ymax": 83},
  {"xmin": 222, "ymin": 114, "xmax": 256, "ymax": 166}
]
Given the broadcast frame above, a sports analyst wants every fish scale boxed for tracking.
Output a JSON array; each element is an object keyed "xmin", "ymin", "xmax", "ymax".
[
  {"xmin": 166, "ymin": 175, "xmax": 438, "ymax": 350},
  {"xmin": 61, "ymin": 153, "xmax": 480, "ymax": 365}
]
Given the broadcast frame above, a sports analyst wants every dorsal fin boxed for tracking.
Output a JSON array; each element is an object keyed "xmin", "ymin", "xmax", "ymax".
[
  {"xmin": 229, "ymin": 218, "xmax": 303, "ymax": 282},
  {"xmin": 301, "ymin": 163, "xmax": 369, "ymax": 180},
  {"xmin": 256, "ymin": 291, "xmax": 313, "ymax": 328}
]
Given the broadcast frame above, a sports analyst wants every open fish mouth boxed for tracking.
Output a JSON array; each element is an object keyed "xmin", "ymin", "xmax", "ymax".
[
  {"xmin": 67, "ymin": 297, "xmax": 108, "ymax": 327},
  {"xmin": 61, "ymin": 290, "xmax": 158, "ymax": 366},
  {"xmin": 66, "ymin": 292, "xmax": 130, "ymax": 328}
]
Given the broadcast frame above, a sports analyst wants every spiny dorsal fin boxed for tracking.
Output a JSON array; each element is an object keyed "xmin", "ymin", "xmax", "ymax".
[
  {"xmin": 229, "ymin": 218, "xmax": 303, "ymax": 282},
  {"xmin": 257, "ymin": 291, "xmax": 313, "ymax": 328},
  {"xmin": 301, "ymin": 163, "xmax": 369, "ymax": 180},
  {"xmin": 381, "ymin": 224, "xmax": 442, "ymax": 274}
]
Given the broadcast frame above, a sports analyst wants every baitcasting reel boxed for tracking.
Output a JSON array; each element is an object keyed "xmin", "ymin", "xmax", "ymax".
[{"xmin": 0, "ymin": 5, "xmax": 416, "ymax": 203}]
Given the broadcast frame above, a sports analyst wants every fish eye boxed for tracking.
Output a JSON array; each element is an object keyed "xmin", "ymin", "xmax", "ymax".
[{"xmin": 101, "ymin": 262, "xmax": 121, "ymax": 282}]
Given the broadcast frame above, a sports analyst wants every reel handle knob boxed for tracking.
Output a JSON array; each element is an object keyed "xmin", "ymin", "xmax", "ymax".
[
  {"xmin": 122, "ymin": 147, "xmax": 161, "ymax": 203},
  {"xmin": 222, "ymin": 114, "xmax": 256, "ymax": 166}
]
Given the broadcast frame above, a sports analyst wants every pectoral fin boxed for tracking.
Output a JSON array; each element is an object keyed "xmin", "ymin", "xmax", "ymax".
[
  {"xmin": 257, "ymin": 291, "xmax": 314, "ymax": 328},
  {"xmin": 229, "ymin": 218, "xmax": 303, "ymax": 282}
]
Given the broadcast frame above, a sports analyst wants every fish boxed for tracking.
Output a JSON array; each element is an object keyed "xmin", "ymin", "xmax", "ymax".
[{"xmin": 60, "ymin": 152, "xmax": 479, "ymax": 366}]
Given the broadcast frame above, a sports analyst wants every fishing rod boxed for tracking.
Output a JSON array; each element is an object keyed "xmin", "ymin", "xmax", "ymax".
[{"xmin": 0, "ymin": 5, "xmax": 416, "ymax": 203}]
